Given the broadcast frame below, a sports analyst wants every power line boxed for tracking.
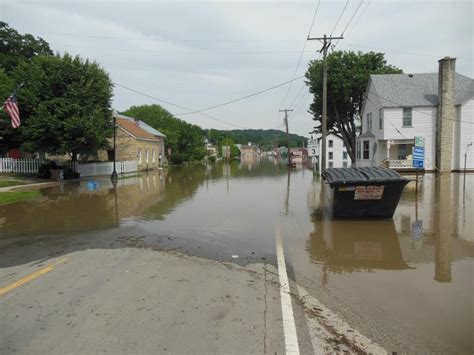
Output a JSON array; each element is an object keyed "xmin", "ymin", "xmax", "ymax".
[
  {"xmin": 330, "ymin": 0, "xmax": 350, "ymax": 36},
  {"xmin": 279, "ymin": 0, "xmax": 322, "ymax": 108},
  {"xmin": 332, "ymin": 0, "xmax": 365, "ymax": 50},
  {"xmin": 344, "ymin": 0, "xmax": 371, "ymax": 39},
  {"xmin": 175, "ymin": 75, "xmax": 305, "ymax": 116}
]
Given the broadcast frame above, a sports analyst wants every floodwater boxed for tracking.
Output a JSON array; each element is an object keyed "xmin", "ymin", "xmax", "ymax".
[{"xmin": 0, "ymin": 158, "xmax": 473, "ymax": 352}]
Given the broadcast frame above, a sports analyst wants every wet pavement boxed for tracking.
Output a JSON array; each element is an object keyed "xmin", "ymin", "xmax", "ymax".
[{"xmin": 0, "ymin": 158, "xmax": 473, "ymax": 353}]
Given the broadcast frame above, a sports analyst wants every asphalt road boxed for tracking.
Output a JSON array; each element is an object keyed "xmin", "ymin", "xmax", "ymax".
[{"xmin": 0, "ymin": 232, "xmax": 383, "ymax": 354}]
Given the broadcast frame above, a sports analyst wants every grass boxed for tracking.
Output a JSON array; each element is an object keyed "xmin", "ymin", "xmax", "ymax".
[
  {"xmin": 0, "ymin": 175, "xmax": 41, "ymax": 188},
  {"xmin": 0, "ymin": 191, "xmax": 41, "ymax": 205}
]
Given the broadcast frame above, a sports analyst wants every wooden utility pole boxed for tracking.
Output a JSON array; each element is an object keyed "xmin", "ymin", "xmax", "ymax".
[
  {"xmin": 279, "ymin": 109, "xmax": 293, "ymax": 165},
  {"xmin": 307, "ymin": 34, "xmax": 343, "ymax": 171}
]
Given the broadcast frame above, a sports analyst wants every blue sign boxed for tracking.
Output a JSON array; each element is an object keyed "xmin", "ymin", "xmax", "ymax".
[
  {"xmin": 412, "ymin": 146, "xmax": 425, "ymax": 168},
  {"xmin": 413, "ymin": 159, "xmax": 424, "ymax": 168}
]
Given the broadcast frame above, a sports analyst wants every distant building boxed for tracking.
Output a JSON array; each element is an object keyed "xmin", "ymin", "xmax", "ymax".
[
  {"xmin": 311, "ymin": 133, "xmax": 350, "ymax": 171},
  {"xmin": 289, "ymin": 147, "xmax": 308, "ymax": 163},
  {"xmin": 240, "ymin": 143, "xmax": 258, "ymax": 158}
]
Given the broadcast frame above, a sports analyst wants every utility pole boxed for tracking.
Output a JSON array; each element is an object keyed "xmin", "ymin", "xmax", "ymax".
[
  {"xmin": 307, "ymin": 34, "xmax": 343, "ymax": 171},
  {"xmin": 279, "ymin": 109, "xmax": 293, "ymax": 165}
]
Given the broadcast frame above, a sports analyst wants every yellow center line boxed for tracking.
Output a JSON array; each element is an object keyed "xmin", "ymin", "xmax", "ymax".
[{"xmin": 0, "ymin": 257, "xmax": 69, "ymax": 297}]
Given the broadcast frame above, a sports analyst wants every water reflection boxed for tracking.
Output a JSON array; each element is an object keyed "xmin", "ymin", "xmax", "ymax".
[{"xmin": 307, "ymin": 173, "xmax": 474, "ymax": 283}]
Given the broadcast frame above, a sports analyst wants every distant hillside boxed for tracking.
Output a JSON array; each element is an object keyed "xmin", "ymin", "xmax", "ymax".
[{"xmin": 208, "ymin": 129, "xmax": 307, "ymax": 151}]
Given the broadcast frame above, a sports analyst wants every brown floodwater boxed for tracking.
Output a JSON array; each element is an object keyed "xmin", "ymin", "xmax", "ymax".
[{"xmin": 0, "ymin": 158, "xmax": 472, "ymax": 352}]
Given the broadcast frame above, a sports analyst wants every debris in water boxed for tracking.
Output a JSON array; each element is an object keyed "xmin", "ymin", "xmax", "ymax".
[{"xmin": 231, "ymin": 255, "xmax": 239, "ymax": 259}]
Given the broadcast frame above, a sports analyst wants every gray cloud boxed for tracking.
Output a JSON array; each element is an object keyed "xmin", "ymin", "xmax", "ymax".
[{"xmin": 1, "ymin": 0, "xmax": 472, "ymax": 136}]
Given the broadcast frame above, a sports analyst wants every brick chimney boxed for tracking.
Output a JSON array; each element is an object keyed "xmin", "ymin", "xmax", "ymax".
[
  {"xmin": 134, "ymin": 117, "xmax": 140, "ymax": 127},
  {"xmin": 436, "ymin": 57, "xmax": 456, "ymax": 172}
]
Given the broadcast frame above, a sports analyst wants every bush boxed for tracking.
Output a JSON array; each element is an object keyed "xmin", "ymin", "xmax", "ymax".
[
  {"xmin": 208, "ymin": 156, "xmax": 216, "ymax": 163},
  {"xmin": 170, "ymin": 153, "xmax": 185, "ymax": 165}
]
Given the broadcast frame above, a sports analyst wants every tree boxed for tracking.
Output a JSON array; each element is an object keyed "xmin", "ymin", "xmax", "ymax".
[
  {"xmin": 0, "ymin": 22, "xmax": 53, "ymax": 74},
  {"xmin": 13, "ymin": 53, "xmax": 114, "ymax": 160},
  {"xmin": 122, "ymin": 104, "xmax": 206, "ymax": 163},
  {"xmin": 305, "ymin": 51, "xmax": 402, "ymax": 162}
]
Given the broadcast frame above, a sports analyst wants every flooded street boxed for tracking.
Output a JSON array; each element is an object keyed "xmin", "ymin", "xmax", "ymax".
[{"xmin": 1, "ymin": 159, "xmax": 473, "ymax": 353}]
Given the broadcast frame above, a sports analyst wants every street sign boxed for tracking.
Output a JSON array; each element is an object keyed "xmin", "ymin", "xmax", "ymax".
[
  {"xmin": 308, "ymin": 144, "xmax": 319, "ymax": 157},
  {"xmin": 412, "ymin": 145, "xmax": 425, "ymax": 168},
  {"xmin": 414, "ymin": 136, "xmax": 425, "ymax": 147}
]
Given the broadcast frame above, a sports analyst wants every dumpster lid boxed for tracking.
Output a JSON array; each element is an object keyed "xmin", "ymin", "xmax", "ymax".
[{"xmin": 322, "ymin": 167, "xmax": 407, "ymax": 186}]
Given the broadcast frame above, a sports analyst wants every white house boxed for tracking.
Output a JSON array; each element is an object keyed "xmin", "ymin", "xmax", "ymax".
[
  {"xmin": 356, "ymin": 59, "xmax": 473, "ymax": 171},
  {"xmin": 312, "ymin": 133, "xmax": 350, "ymax": 172}
]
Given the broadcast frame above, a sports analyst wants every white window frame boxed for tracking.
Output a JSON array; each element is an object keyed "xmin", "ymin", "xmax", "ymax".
[
  {"xmin": 328, "ymin": 151, "xmax": 333, "ymax": 160},
  {"xmin": 403, "ymin": 107, "xmax": 412, "ymax": 127},
  {"xmin": 138, "ymin": 148, "xmax": 142, "ymax": 163},
  {"xmin": 328, "ymin": 140, "xmax": 333, "ymax": 148},
  {"xmin": 342, "ymin": 151, "xmax": 348, "ymax": 160},
  {"xmin": 367, "ymin": 112, "xmax": 372, "ymax": 132},
  {"xmin": 363, "ymin": 140, "xmax": 370, "ymax": 160},
  {"xmin": 152, "ymin": 149, "xmax": 156, "ymax": 163},
  {"xmin": 145, "ymin": 149, "xmax": 149, "ymax": 163},
  {"xmin": 379, "ymin": 108, "xmax": 384, "ymax": 129}
]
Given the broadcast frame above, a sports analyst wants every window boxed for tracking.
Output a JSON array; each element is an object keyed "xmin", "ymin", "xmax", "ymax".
[
  {"xmin": 138, "ymin": 148, "xmax": 142, "ymax": 163},
  {"xmin": 342, "ymin": 151, "xmax": 348, "ymax": 160},
  {"xmin": 343, "ymin": 161, "xmax": 348, "ymax": 168},
  {"xmin": 328, "ymin": 162, "xmax": 333, "ymax": 168},
  {"xmin": 363, "ymin": 140, "xmax": 370, "ymax": 160},
  {"xmin": 152, "ymin": 149, "xmax": 156, "ymax": 163},
  {"xmin": 356, "ymin": 141, "xmax": 361, "ymax": 159},
  {"xmin": 145, "ymin": 149, "xmax": 149, "ymax": 163},
  {"xmin": 379, "ymin": 108, "xmax": 384, "ymax": 129},
  {"xmin": 328, "ymin": 140, "xmax": 333, "ymax": 148},
  {"xmin": 367, "ymin": 112, "xmax": 372, "ymax": 132},
  {"xmin": 328, "ymin": 152, "xmax": 333, "ymax": 160},
  {"xmin": 403, "ymin": 107, "xmax": 412, "ymax": 127},
  {"xmin": 398, "ymin": 144, "xmax": 408, "ymax": 160}
]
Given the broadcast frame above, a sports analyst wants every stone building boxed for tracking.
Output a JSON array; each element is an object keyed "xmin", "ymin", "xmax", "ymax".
[{"xmin": 100, "ymin": 113, "xmax": 166, "ymax": 171}]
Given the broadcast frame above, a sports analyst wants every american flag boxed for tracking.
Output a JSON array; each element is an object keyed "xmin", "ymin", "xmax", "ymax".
[{"xmin": 2, "ymin": 94, "xmax": 20, "ymax": 128}]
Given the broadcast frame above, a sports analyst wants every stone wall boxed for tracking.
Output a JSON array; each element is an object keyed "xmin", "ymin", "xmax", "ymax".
[{"xmin": 98, "ymin": 128, "xmax": 165, "ymax": 171}]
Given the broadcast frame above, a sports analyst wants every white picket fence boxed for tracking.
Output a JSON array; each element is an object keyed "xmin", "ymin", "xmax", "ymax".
[
  {"xmin": 70, "ymin": 160, "xmax": 138, "ymax": 177},
  {"xmin": 0, "ymin": 158, "xmax": 138, "ymax": 177},
  {"xmin": 0, "ymin": 158, "xmax": 45, "ymax": 174}
]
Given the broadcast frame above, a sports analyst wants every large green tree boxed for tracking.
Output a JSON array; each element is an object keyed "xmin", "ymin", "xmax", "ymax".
[
  {"xmin": 12, "ymin": 53, "xmax": 114, "ymax": 160},
  {"xmin": 0, "ymin": 22, "xmax": 52, "ymax": 74},
  {"xmin": 305, "ymin": 51, "xmax": 402, "ymax": 162},
  {"xmin": 122, "ymin": 104, "xmax": 206, "ymax": 163}
]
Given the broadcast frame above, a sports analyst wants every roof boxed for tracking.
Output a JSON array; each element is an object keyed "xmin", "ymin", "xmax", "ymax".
[
  {"xmin": 370, "ymin": 73, "xmax": 473, "ymax": 107},
  {"xmin": 116, "ymin": 117, "xmax": 160, "ymax": 141},
  {"xmin": 357, "ymin": 131, "xmax": 376, "ymax": 139},
  {"xmin": 114, "ymin": 112, "xmax": 166, "ymax": 138}
]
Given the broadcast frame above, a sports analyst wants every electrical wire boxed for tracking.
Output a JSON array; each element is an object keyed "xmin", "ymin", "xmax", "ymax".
[
  {"xmin": 279, "ymin": 0, "xmax": 322, "ymax": 108},
  {"xmin": 175, "ymin": 75, "xmax": 305, "ymax": 116},
  {"xmin": 330, "ymin": 0, "xmax": 350, "ymax": 36}
]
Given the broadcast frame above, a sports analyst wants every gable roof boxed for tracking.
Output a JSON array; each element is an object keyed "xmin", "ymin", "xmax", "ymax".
[
  {"xmin": 370, "ymin": 73, "xmax": 473, "ymax": 108},
  {"xmin": 114, "ymin": 112, "xmax": 166, "ymax": 138},
  {"xmin": 116, "ymin": 117, "xmax": 161, "ymax": 141}
]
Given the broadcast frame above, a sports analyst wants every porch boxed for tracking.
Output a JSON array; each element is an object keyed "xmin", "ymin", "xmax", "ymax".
[{"xmin": 385, "ymin": 140, "xmax": 418, "ymax": 171}]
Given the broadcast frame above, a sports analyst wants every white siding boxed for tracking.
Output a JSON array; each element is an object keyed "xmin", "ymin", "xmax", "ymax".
[
  {"xmin": 319, "ymin": 134, "xmax": 349, "ymax": 169},
  {"xmin": 453, "ymin": 99, "xmax": 474, "ymax": 170},
  {"xmin": 383, "ymin": 106, "xmax": 437, "ymax": 170},
  {"xmin": 361, "ymin": 82, "xmax": 384, "ymax": 140}
]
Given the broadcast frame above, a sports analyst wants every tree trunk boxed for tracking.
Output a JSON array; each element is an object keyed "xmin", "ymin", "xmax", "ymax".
[{"xmin": 332, "ymin": 102, "xmax": 356, "ymax": 163}]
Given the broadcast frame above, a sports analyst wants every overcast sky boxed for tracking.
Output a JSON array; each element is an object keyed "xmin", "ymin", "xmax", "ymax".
[{"xmin": 1, "ymin": 0, "xmax": 472, "ymax": 136}]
